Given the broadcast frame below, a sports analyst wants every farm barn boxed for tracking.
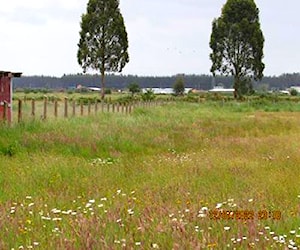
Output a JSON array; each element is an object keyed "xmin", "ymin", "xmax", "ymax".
[{"xmin": 0, "ymin": 71, "xmax": 22, "ymax": 123}]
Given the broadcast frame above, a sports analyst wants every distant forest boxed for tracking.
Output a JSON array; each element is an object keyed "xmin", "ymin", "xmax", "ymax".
[{"xmin": 14, "ymin": 73, "xmax": 300, "ymax": 91}]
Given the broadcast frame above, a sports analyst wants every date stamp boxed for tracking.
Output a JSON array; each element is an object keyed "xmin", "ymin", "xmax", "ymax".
[{"xmin": 209, "ymin": 209, "xmax": 282, "ymax": 220}]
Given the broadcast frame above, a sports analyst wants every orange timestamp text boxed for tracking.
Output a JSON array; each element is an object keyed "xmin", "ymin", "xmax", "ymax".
[{"xmin": 209, "ymin": 209, "xmax": 282, "ymax": 220}]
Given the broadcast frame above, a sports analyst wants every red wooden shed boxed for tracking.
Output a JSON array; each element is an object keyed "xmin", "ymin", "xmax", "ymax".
[{"xmin": 0, "ymin": 71, "xmax": 22, "ymax": 123}]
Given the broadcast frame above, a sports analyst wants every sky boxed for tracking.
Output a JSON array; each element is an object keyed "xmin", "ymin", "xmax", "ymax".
[{"xmin": 0, "ymin": 0, "xmax": 299, "ymax": 77}]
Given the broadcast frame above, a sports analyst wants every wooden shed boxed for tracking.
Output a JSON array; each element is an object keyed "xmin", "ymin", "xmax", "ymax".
[{"xmin": 0, "ymin": 71, "xmax": 22, "ymax": 123}]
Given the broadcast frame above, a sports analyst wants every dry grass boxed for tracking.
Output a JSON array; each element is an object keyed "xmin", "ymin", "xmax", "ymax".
[{"xmin": 1, "ymin": 102, "xmax": 300, "ymax": 249}]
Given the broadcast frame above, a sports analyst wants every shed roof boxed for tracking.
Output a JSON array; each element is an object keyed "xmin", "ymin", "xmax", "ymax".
[{"xmin": 0, "ymin": 71, "xmax": 22, "ymax": 77}]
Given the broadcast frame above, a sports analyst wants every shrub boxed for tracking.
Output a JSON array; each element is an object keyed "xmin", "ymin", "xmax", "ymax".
[
  {"xmin": 290, "ymin": 89, "xmax": 298, "ymax": 96},
  {"xmin": 141, "ymin": 89, "xmax": 155, "ymax": 101}
]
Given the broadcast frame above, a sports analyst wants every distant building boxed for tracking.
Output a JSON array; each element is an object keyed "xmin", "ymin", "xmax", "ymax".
[
  {"xmin": 290, "ymin": 86, "xmax": 300, "ymax": 93},
  {"xmin": 209, "ymin": 86, "xmax": 234, "ymax": 93},
  {"xmin": 142, "ymin": 88, "xmax": 192, "ymax": 94},
  {"xmin": 0, "ymin": 71, "xmax": 22, "ymax": 123}
]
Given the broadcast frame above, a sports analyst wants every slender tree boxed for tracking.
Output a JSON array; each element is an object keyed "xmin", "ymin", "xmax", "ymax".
[
  {"xmin": 77, "ymin": 0, "xmax": 129, "ymax": 99},
  {"xmin": 210, "ymin": 0, "xmax": 264, "ymax": 99}
]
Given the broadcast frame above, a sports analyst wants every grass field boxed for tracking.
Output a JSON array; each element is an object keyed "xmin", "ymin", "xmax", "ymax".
[{"xmin": 1, "ymin": 100, "xmax": 300, "ymax": 249}]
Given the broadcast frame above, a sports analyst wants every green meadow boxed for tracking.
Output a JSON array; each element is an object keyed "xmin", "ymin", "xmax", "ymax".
[{"xmin": 1, "ymin": 99, "xmax": 300, "ymax": 249}]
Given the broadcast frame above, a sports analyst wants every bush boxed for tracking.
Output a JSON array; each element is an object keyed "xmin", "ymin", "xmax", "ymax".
[
  {"xmin": 290, "ymin": 89, "xmax": 298, "ymax": 96},
  {"xmin": 141, "ymin": 89, "xmax": 156, "ymax": 101}
]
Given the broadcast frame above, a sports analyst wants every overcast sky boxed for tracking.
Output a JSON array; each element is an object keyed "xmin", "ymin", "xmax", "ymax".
[{"xmin": 0, "ymin": 0, "xmax": 299, "ymax": 77}]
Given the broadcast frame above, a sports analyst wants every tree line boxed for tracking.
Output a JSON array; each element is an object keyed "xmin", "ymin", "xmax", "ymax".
[{"xmin": 13, "ymin": 73, "xmax": 300, "ymax": 92}]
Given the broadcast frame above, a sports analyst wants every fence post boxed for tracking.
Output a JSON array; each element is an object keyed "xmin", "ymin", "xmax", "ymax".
[
  {"xmin": 80, "ymin": 100, "xmax": 84, "ymax": 116},
  {"xmin": 101, "ymin": 100, "xmax": 104, "ymax": 113},
  {"xmin": 107, "ymin": 102, "xmax": 110, "ymax": 113},
  {"xmin": 88, "ymin": 99, "xmax": 91, "ymax": 115},
  {"xmin": 18, "ymin": 99, "xmax": 22, "ymax": 123},
  {"xmin": 129, "ymin": 103, "xmax": 132, "ymax": 114},
  {"xmin": 43, "ymin": 96, "xmax": 47, "ymax": 120},
  {"xmin": 95, "ymin": 100, "xmax": 98, "ymax": 114},
  {"xmin": 31, "ymin": 99, "xmax": 35, "ymax": 118},
  {"xmin": 54, "ymin": 100, "xmax": 58, "ymax": 118},
  {"xmin": 64, "ymin": 97, "xmax": 68, "ymax": 118},
  {"xmin": 72, "ymin": 100, "xmax": 76, "ymax": 117}
]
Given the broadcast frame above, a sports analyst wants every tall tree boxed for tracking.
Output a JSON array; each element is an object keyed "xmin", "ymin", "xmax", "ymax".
[
  {"xmin": 77, "ymin": 0, "xmax": 129, "ymax": 99},
  {"xmin": 209, "ymin": 0, "xmax": 264, "ymax": 99}
]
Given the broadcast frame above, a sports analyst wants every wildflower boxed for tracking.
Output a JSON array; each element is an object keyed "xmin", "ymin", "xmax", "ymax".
[
  {"xmin": 224, "ymin": 226, "xmax": 230, "ymax": 231},
  {"xmin": 151, "ymin": 243, "xmax": 159, "ymax": 249},
  {"xmin": 135, "ymin": 242, "xmax": 141, "ymax": 246},
  {"xmin": 101, "ymin": 197, "xmax": 107, "ymax": 201},
  {"xmin": 98, "ymin": 204, "xmax": 104, "ymax": 208},
  {"xmin": 52, "ymin": 218, "xmax": 62, "ymax": 221},
  {"xmin": 264, "ymin": 226, "xmax": 270, "ymax": 230},
  {"xmin": 290, "ymin": 230, "xmax": 296, "ymax": 234},
  {"xmin": 128, "ymin": 209, "xmax": 134, "ymax": 215},
  {"xmin": 216, "ymin": 203, "xmax": 222, "ymax": 209},
  {"xmin": 248, "ymin": 198, "xmax": 253, "ymax": 202},
  {"xmin": 117, "ymin": 189, "xmax": 122, "ymax": 195},
  {"xmin": 26, "ymin": 196, "xmax": 32, "ymax": 200},
  {"xmin": 41, "ymin": 216, "xmax": 51, "ymax": 221},
  {"xmin": 33, "ymin": 242, "xmax": 39, "ymax": 246},
  {"xmin": 52, "ymin": 228, "xmax": 60, "ymax": 233},
  {"xmin": 51, "ymin": 209, "xmax": 61, "ymax": 214},
  {"xmin": 28, "ymin": 203, "xmax": 34, "ymax": 207}
]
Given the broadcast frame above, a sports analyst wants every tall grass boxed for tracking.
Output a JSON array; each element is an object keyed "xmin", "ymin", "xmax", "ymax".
[{"xmin": 1, "ymin": 101, "xmax": 300, "ymax": 249}]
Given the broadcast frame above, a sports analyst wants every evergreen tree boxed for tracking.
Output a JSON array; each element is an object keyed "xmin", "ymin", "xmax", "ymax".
[
  {"xmin": 210, "ymin": 0, "xmax": 264, "ymax": 99},
  {"xmin": 77, "ymin": 0, "xmax": 129, "ymax": 99}
]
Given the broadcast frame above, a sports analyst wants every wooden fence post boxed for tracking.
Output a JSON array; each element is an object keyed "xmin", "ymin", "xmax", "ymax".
[
  {"xmin": 43, "ymin": 96, "xmax": 47, "ymax": 120},
  {"xmin": 72, "ymin": 100, "xmax": 76, "ymax": 117},
  {"xmin": 128, "ymin": 103, "xmax": 132, "ymax": 114},
  {"xmin": 18, "ymin": 99, "xmax": 22, "ymax": 123},
  {"xmin": 54, "ymin": 100, "xmax": 58, "ymax": 118},
  {"xmin": 88, "ymin": 99, "xmax": 91, "ymax": 115},
  {"xmin": 80, "ymin": 100, "xmax": 84, "ymax": 116},
  {"xmin": 101, "ymin": 100, "xmax": 104, "ymax": 113},
  {"xmin": 107, "ymin": 102, "xmax": 110, "ymax": 113},
  {"xmin": 95, "ymin": 100, "xmax": 98, "ymax": 114},
  {"xmin": 31, "ymin": 99, "xmax": 35, "ymax": 118},
  {"xmin": 64, "ymin": 97, "xmax": 68, "ymax": 118}
]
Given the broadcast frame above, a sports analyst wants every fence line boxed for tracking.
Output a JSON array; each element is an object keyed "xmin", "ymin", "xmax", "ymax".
[{"xmin": 13, "ymin": 97, "xmax": 164, "ymax": 124}]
